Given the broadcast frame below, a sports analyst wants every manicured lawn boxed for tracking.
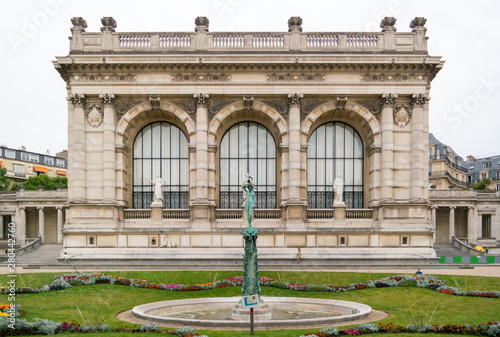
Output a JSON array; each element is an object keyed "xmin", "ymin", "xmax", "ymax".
[{"xmin": 0, "ymin": 270, "xmax": 499, "ymax": 337}]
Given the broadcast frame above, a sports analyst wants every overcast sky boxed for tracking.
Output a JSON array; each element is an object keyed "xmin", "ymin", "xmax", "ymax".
[{"xmin": 1, "ymin": 0, "xmax": 499, "ymax": 159}]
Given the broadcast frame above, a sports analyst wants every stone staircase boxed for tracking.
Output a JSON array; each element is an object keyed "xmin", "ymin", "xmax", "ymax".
[
  {"xmin": 433, "ymin": 244, "xmax": 474, "ymax": 257},
  {"xmin": 2, "ymin": 244, "xmax": 64, "ymax": 268}
]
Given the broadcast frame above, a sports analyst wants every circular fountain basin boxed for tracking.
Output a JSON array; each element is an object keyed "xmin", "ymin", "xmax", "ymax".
[{"xmin": 131, "ymin": 296, "xmax": 372, "ymax": 329}]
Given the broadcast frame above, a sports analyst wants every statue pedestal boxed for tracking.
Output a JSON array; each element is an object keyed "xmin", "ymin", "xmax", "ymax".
[
  {"xmin": 333, "ymin": 202, "xmax": 346, "ymax": 220},
  {"xmin": 151, "ymin": 202, "xmax": 163, "ymax": 221}
]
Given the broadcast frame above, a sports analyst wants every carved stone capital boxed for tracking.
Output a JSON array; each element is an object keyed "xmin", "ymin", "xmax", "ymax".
[
  {"xmin": 149, "ymin": 95, "xmax": 160, "ymax": 111},
  {"xmin": 394, "ymin": 104, "xmax": 411, "ymax": 128},
  {"xmin": 70, "ymin": 17, "xmax": 87, "ymax": 32},
  {"xmin": 194, "ymin": 93, "xmax": 209, "ymax": 105},
  {"xmin": 380, "ymin": 17, "xmax": 397, "ymax": 32},
  {"xmin": 381, "ymin": 93, "xmax": 398, "ymax": 105},
  {"xmin": 195, "ymin": 16, "xmax": 209, "ymax": 33},
  {"xmin": 287, "ymin": 93, "xmax": 303, "ymax": 106},
  {"xmin": 410, "ymin": 93, "xmax": 430, "ymax": 105},
  {"xmin": 336, "ymin": 96, "xmax": 347, "ymax": 110},
  {"xmin": 87, "ymin": 104, "xmax": 103, "ymax": 128},
  {"xmin": 99, "ymin": 93, "xmax": 116, "ymax": 105},
  {"xmin": 410, "ymin": 17, "xmax": 427, "ymax": 32},
  {"xmin": 37, "ymin": 206, "xmax": 44, "ymax": 210},
  {"xmin": 243, "ymin": 96, "xmax": 254, "ymax": 110},
  {"xmin": 288, "ymin": 16, "xmax": 303, "ymax": 33},
  {"xmin": 101, "ymin": 17, "xmax": 117, "ymax": 32},
  {"xmin": 67, "ymin": 94, "xmax": 86, "ymax": 106}
]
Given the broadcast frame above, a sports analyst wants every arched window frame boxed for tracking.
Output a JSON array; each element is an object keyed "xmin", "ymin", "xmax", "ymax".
[
  {"xmin": 219, "ymin": 122, "xmax": 277, "ymax": 209},
  {"xmin": 307, "ymin": 122, "xmax": 364, "ymax": 209},
  {"xmin": 132, "ymin": 122, "xmax": 189, "ymax": 209}
]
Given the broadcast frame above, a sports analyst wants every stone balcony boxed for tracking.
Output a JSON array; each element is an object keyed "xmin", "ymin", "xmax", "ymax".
[{"xmin": 67, "ymin": 16, "xmax": 430, "ymax": 55}]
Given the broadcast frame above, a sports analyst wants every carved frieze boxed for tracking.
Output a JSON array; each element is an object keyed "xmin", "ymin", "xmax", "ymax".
[
  {"xmin": 86, "ymin": 104, "xmax": 103, "ymax": 128},
  {"xmin": 266, "ymin": 73, "xmax": 325, "ymax": 82},
  {"xmin": 70, "ymin": 74, "xmax": 137, "ymax": 83},
  {"xmin": 394, "ymin": 104, "xmax": 411, "ymax": 127},
  {"xmin": 172, "ymin": 73, "xmax": 231, "ymax": 82},
  {"xmin": 361, "ymin": 73, "xmax": 427, "ymax": 82}
]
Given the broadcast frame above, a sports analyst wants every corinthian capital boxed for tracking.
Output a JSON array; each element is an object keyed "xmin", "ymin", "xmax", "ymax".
[
  {"xmin": 287, "ymin": 93, "xmax": 303, "ymax": 106},
  {"xmin": 194, "ymin": 93, "xmax": 209, "ymax": 105},
  {"xmin": 67, "ymin": 94, "xmax": 86, "ymax": 106},
  {"xmin": 381, "ymin": 93, "xmax": 398, "ymax": 105},
  {"xmin": 99, "ymin": 93, "xmax": 116, "ymax": 105},
  {"xmin": 410, "ymin": 93, "xmax": 430, "ymax": 105}
]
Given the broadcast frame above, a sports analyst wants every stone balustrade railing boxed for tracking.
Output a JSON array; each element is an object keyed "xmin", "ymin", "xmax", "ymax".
[
  {"xmin": 254, "ymin": 209, "xmax": 281, "ymax": 220},
  {"xmin": 124, "ymin": 209, "xmax": 151, "ymax": 219},
  {"xmin": 306, "ymin": 209, "xmax": 334, "ymax": 220},
  {"xmin": 162, "ymin": 209, "xmax": 189, "ymax": 219},
  {"xmin": 69, "ymin": 16, "xmax": 428, "ymax": 54},
  {"xmin": 215, "ymin": 209, "xmax": 242, "ymax": 220},
  {"xmin": 345, "ymin": 209, "xmax": 373, "ymax": 219}
]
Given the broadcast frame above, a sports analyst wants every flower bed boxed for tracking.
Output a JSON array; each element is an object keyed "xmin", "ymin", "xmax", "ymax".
[{"xmin": 1, "ymin": 272, "xmax": 499, "ymax": 299}]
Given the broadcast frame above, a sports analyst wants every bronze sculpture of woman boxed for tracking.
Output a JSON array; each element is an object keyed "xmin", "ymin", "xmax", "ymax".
[{"xmin": 242, "ymin": 173, "xmax": 256, "ymax": 230}]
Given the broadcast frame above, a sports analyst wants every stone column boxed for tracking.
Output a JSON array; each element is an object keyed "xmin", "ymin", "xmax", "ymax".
[
  {"xmin": 410, "ymin": 94, "xmax": 429, "ymax": 201},
  {"xmin": 449, "ymin": 206, "xmax": 456, "ymax": 244},
  {"xmin": 431, "ymin": 206, "xmax": 437, "ymax": 243},
  {"xmin": 56, "ymin": 206, "xmax": 63, "ymax": 244},
  {"xmin": 67, "ymin": 94, "xmax": 87, "ymax": 202},
  {"xmin": 37, "ymin": 206, "xmax": 45, "ymax": 243},
  {"xmin": 0, "ymin": 215, "xmax": 3, "ymax": 239},
  {"xmin": 16, "ymin": 207, "xmax": 26, "ymax": 244},
  {"xmin": 467, "ymin": 206, "xmax": 475, "ymax": 243},
  {"xmin": 380, "ymin": 94, "xmax": 398, "ymax": 201},
  {"xmin": 192, "ymin": 93, "xmax": 211, "ymax": 226},
  {"xmin": 286, "ymin": 94, "xmax": 305, "ymax": 222},
  {"xmin": 100, "ymin": 94, "xmax": 117, "ymax": 203}
]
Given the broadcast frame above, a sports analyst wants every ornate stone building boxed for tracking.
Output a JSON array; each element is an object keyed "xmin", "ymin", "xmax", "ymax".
[{"xmin": 50, "ymin": 16, "xmax": 446, "ymax": 264}]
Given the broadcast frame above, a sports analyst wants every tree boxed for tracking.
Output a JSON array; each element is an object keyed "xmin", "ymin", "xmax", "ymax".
[
  {"xmin": 23, "ymin": 174, "xmax": 68, "ymax": 190},
  {"xmin": 0, "ymin": 167, "xmax": 12, "ymax": 190},
  {"xmin": 470, "ymin": 178, "xmax": 492, "ymax": 191}
]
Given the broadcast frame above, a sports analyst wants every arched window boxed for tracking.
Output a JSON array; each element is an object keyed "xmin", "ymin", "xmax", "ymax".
[
  {"xmin": 133, "ymin": 122, "xmax": 189, "ymax": 209},
  {"xmin": 307, "ymin": 122, "xmax": 363, "ymax": 209},
  {"xmin": 219, "ymin": 122, "xmax": 276, "ymax": 209}
]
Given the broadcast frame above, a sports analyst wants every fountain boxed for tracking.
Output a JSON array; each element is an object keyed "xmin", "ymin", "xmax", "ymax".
[{"xmin": 130, "ymin": 174, "xmax": 374, "ymax": 330}]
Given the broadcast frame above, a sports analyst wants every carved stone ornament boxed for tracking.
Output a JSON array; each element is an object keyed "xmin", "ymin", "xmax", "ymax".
[
  {"xmin": 410, "ymin": 93, "xmax": 430, "ymax": 105},
  {"xmin": 194, "ymin": 93, "xmax": 209, "ymax": 105},
  {"xmin": 243, "ymin": 96, "xmax": 254, "ymax": 110},
  {"xmin": 172, "ymin": 74, "xmax": 231, "ymax": 82},
  {"xmin": 394, "ymin": 104, "xmax": 411, "ymax": 127},
  {"xmin": 67, "ymin": 94, "xmax": 86, "ymax": 106},
  {"xmin": 381, "ymin": 93, "xmax": 398, "ymax": 105},
  {"xmin": 380, "ymin": 17, "xmax": 397, "ymax": 32},
  {"xmin": 195, "ymin": 16, "xmax": 209, "ymax": 33},
  {"xmin": 288, "ymin": 16, "xmax": 303, "ymax": 33},
  {"xmin": 99, "ymin": 93, "xmax": 115, "ymax": 105},
  {"xmin": 266, "ymin": 73, "xmax": 325, "ymax": 82},
  {"xmin": 70, "ymin": 74, "xmax": 137, "ymax": 83},
  {"xmin": 410, "ymin": 17, "xmax": 427, "ymax": 30},
  {"xmin": 86, "ymin": 104, "xmax": 103, "ymax": 128},
  {"xmin": 287, "ymin": 93, "xmax": 304, "ymax": 106},
  {"xmin": 101, "ymin": 17, "xmax": 117, "ymax": 32},
  {"xmin": 70, "ymin": 17, "xmax": 87, "ymax": 31},
  {"xmin": 336, "ymin": 96, "xmax": 347, "ymax": 110},
  {"xmin": 149, "ymin": 95, "xmax": 160, "ymax": 111},
  {"xmin": 361, "ymin": 73, "xmax": 427, "ymax": 82}
]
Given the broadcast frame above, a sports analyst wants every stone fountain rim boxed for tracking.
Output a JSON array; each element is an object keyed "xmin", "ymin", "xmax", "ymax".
[{"xmin": 131, "ymin": 296, "xmax": 373, "ymax": 329}]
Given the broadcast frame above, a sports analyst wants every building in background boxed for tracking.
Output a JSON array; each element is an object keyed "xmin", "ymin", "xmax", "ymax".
[
  {"xmin": 465, "ymin": 154, "xmax": 500, "ymax": 190},
  {"xmin": 428, "ymin": 133, "xmax": 468, "ymax": 190}
]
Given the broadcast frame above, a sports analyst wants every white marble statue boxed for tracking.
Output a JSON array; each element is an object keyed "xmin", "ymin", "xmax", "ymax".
[
  {"xmin": 152, "ymin": 175, "xmax": 164, "ymax": 202},
  {"xmin": 333, "ymin": 174, "xmax": 345, "ymax": 204}
]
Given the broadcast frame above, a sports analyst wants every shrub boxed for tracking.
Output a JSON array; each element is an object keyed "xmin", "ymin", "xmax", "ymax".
[
  {"xmin": 319, "ymin": 327, "xmax": 339, "ymax": 336},
  {"xmin": 406, "ymin": 324, "xmax": 434, "ymax": 332},
  {"xmin": 49, "ymin": 278, "xmax": 72, "ymax": 291},
  {"xmin": 355, "ymin": 323, "xmax": 379, "ymax": 333},
  {"xmin": 114, "ymin": 278, "xmax": 132, "ymax": 286},
  {"xmin": 175, "ymin": 326, "xmax": 197, "ymax": 336},
  {"xmin": 139, "ymin": 323, "xmax": 160, "ymax": 332},
  {"xmin": 399, "ymin": 280, "xmax": 417, "ymax": 288},
  {"xmin": 68, "ymin": 279, "xmax": 85, "ymax": 287}
]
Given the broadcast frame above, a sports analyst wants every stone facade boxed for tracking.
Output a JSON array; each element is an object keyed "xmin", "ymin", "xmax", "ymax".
[{"xmin": 50, "ymin": 16, "xmax": 445, "ymax": 262}]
